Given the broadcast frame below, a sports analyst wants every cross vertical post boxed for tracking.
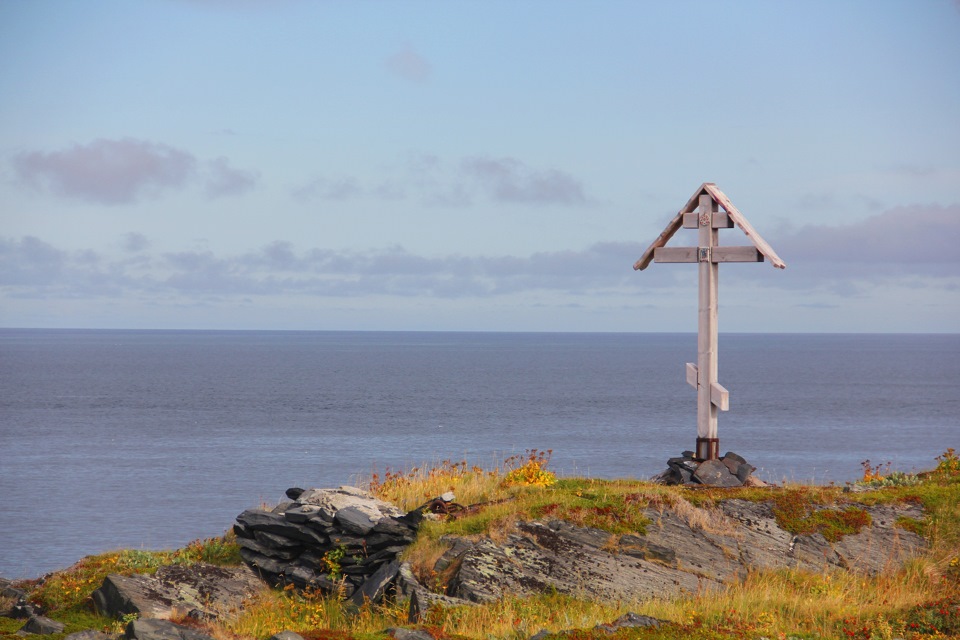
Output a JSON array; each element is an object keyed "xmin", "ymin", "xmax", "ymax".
[{"xmin": 696, "ymin": 194, "xmax": 720, "ymax": 460}]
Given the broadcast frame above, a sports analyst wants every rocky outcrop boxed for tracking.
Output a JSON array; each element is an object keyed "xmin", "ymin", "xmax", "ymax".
[
  {"xmin": 718, "ymin": 499, "xmax": 926, "ymax": 575},
  {"xmin": 429, "ymin": 498, "xmax": 926, "ymax": 604},
  {"xmin": 90, "ymin": 563, "xmax": 265, "ymax": 621},
  {"xmin": 3, "ymin": 578, "xmax": 56, "ymax": 636},
  {"xmin": 653, "ymin": 450, "xmax": 765, "ymax": 487},
  {"xmin": 230, "ymin": 484, "xmax": 927, "ymax": 610},
  {"xmin": 1, "ymin": 578, "xmax": 43, "ymax": 624},
  {"xmin": 440, "ymin": 519, "xmax": 719, "ymax": 603},
  {"xmin": 234, "ymin": 486, "xmax": 420, "ymax": 603},
  {"xmin": 123, "ymin": 618, "xmax": 215, "ymax": 640},
  {"xmin": 16, "ymin": 615, "xmax": 64, "ymax": 636},
  {"xmin": 529, "ymin": 612, "xmax": 666, "ymax": 640},
  {"xmin": 396, "ymin": 561, "xmax": 470, "ymax": 623}
]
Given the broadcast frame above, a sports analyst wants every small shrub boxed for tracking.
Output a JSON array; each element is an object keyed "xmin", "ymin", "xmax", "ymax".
[
  {"xmin": 860, "ymin": 459, "xmax": 891, "ymax": 483},
  {"xmin": 855, "ymin": 459, "xmax": 922, "ymax": 489},
  {"xmin": 321, "ymin": 546, "xmax": 346, "ymax": 581},
  {"xmin": 934, "ymin": 448, "xmax": 960, "ymax": 479},
  {"xmin": 502, "ymin": 449, "xmax": 557, "ymax": 488},
  {"xmin": 856, "ymin": 471, "xmax": 923, "ymax": 489},
  {"xmin": 110, "ymin": 612, "xmax": 139, "ymax": 635},
  {"xmin": 902, "ymin": 597, "xmax": 960, "ymax": 636}
]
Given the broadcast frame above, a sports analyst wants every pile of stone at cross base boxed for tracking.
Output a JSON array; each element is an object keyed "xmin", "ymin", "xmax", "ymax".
[
  {"xmin": 234, "ymin": 486, "xmax": 431, "ymax": 606},
  {"xmin": 652, "ymin": 450, "xmax": 769, "ymax": 487}
]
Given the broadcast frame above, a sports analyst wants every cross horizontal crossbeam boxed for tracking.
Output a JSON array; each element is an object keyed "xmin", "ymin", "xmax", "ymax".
[{"xmin": 653, "ymin": 246, "xmax": 764, "ymax": 263}]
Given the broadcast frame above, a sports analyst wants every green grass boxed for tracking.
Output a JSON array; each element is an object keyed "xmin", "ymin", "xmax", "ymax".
[
  {"xmin": 769, "ymin": 488, "xmax": 872, "ymax": 542},
  {"xmin": 25, "ymin": 533, "xmax": 241, "ymax": 613}
]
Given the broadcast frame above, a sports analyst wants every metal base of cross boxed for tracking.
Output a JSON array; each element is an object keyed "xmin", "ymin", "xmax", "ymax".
[{"xmin": 696, "ymin": 437, "xmax": 719, "ymax": 461}]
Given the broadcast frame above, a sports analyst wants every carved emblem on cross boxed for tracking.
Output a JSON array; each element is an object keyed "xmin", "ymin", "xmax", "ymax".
[{"xmin": 634, "ymin": 183, "xmax": 786, "ymax": 461}]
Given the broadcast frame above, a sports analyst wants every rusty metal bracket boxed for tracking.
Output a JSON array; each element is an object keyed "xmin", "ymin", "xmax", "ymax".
[{"xmin": 696, "ymin": 437, "xmax": 719, "ymax": 461}]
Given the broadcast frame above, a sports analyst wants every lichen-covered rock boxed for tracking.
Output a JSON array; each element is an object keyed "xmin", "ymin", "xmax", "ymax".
[
  {"xmin": 596, "ymin": 612, "xmax": 665, "ymax": 631},
  {"xmin": 447, "ymin": 520, "xmax": 709, "ymax": 603},
  {"xmin": 833, "ymin": 503, "xmax": 926, "ymax": 574},
  {"xmin": 91, "ymin": 563, "xmax": 265, "ymax": 621},
  {"xmin": 295, "ymin": 487, "xmax": 404, "ymax": 522},
  {"xmin": 438, "ymin": 497, "xmax": 927, "ymax": 604},
  {"xmin": 123, "ymin": 618, "xmax": 214, "ymax": 640},
  {"xmin": 717, "ymin": 499, "xmax": 926, "ymax": 575}
]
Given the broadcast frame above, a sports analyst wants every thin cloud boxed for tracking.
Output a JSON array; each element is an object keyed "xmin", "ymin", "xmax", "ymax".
[
  {"xmin": 692, "ymin": 204, "xmax": 960, "ymax": 299},
  {"xmin": 123, "ymin": 233, "xmax": 150, "ymax": 253},
  {"xmin": 11, "ymin": 138, "xmax": 261, "ymax": 204},
  {"xmin": 0, "ymin": 236, "xmax": 657, "ymax": 301},
  {"xmin": 12, "ymin": 138, "xmax": 195, "ymax": 205},
  {"xmin": 0, "ymin": 236, "xmax": 66, "ymax": 286},
  {"xmin": 385, "ymin": 44, "xmax": 432, "ymax": 83},
  {"xmin": 5, "ymin": 209, "xmax": 957, "ymax": 306},
  {"xmin": 293, "ymin": 176, "xmax": 364, "ymax": 202},
  {"xmin": 291, "ymin": 153, "xmax": 590, "ymax": 207},
  {"xmin": 421, "ymin": 183, "xmax": 472, "ymax": 207},
  {"xmin": 397, "ymin": 153, "xmax": 590, "ymax": 207},
  {"xmin": 205, "ymin": 157, "xmax": 259, "ymax": 198},
  {"xmin": 461, "ymin": 156, "xmax": 588, "ymax": 205},
  {"xmin": 772, "ymin": 204, "xmax": 959, "ymax": 265},
  {"xmin": 292, "ymin": 175, "xmax": 405, "ymax": 203}
]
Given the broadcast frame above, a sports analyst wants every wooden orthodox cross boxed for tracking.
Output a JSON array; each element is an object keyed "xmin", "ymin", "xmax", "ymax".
[{"xmin": 634, "ymin": 183, "xmax": 786, "ymax": 461}]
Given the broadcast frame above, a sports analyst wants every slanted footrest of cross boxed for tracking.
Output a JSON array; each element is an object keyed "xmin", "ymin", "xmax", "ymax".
[{"xmin": 685, "ymin": 363, "xmax": 729, "ymax": 411}]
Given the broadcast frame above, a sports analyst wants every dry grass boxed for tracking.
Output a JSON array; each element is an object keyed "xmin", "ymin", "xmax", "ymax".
[
  {"xmin": 648, "ymin": 556, "xmax": 958, "ymax": 638},
  {"xmin": 417, "ymin": 592, "xmax": 627, "ymax": 638},
  {"xmin": 660, "ymin": 494, "xmax": 741, "ymax": 537},
  {"xmin": 217, "ymin": 587, "xmax": 406, "ymax": 639}
]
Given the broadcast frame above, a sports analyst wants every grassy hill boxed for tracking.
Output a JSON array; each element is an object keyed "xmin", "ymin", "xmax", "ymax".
[{"xmin": 3, "ymin": 449, "xmax": 958, "ymax": 640}]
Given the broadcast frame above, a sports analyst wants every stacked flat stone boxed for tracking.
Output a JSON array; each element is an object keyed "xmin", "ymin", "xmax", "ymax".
[
  {"xmin": 234, "ymin": 486, "xmax": 419, "ymax": 602},
  {"xmin": 654, "ymin": 451, "xmax": 761, "ymax": 487}
]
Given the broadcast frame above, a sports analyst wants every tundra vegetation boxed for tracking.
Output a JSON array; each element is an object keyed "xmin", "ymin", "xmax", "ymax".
[{"xmin": 2, "ymin": 449, "xmax": 958, "ymax": 640}]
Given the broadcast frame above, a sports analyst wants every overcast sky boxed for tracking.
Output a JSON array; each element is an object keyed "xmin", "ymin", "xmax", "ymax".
[{"xmin": 2, "ymin": 0, "xmax": 958, "ymax": 333}]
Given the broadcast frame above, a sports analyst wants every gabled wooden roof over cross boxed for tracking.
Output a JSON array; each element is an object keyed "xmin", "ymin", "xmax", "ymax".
[
  {"xmin": 634, "ymin": 183, "xmax": 785, "ymax": 461},
  {"xmin": 634, "ymin": 182, "xmax": 785, "ymax": 271}
]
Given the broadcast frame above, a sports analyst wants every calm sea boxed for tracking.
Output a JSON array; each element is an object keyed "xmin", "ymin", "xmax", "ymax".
[{"xmin": 1, "ymin": 329, "xmax": 958, "ymax": 579}]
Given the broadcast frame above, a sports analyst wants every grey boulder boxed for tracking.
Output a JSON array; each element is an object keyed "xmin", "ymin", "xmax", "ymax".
[
  {"xmin": 17, "ymin": 616, "xmax": 65, "ymax": 636},
  {"xmin": 91, "ymin": 563, "xmax": 265, "ymax": 621},
  {"xmin": 123, "ymin": 619, "xmax": 214, "ymax": 640}
]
